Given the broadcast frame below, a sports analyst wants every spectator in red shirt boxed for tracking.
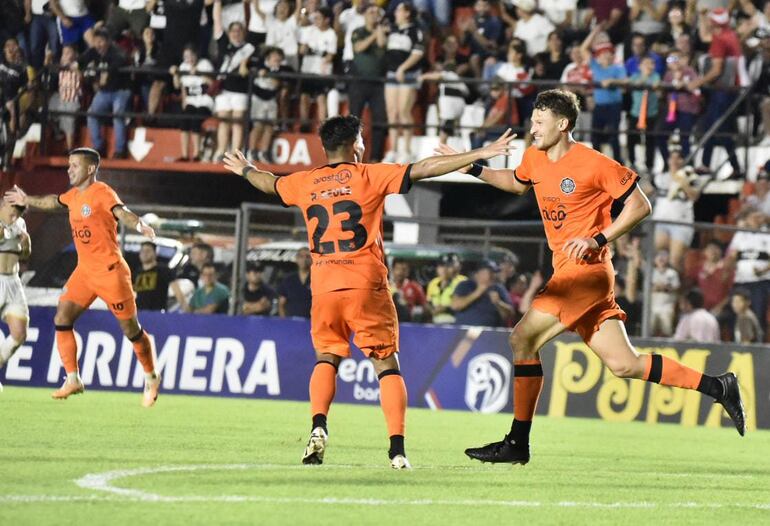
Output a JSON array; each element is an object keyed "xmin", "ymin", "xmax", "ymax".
[
  {"xmin": 688, "ymin": 8, "xmax": 746, "ymax": 179},
  {"xmin": 688, "ymin": 240, "xmax": 734, "ymax": 314},
  {"xmin": 390, "ymin": 258, "xmax": 427, "ymax": 322}
]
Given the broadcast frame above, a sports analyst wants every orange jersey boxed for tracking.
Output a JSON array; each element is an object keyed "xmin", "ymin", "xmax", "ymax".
[
  {"xmin": 515, "ymin": 143, "xmax": 638, "ymax": 271},
  {"xmin": 58, "ymin": 181, "xmax": 124, "ymax": 271},
  {"xmin": 275, "ymin": 161, "xmax": 411, "ymax": 295}
]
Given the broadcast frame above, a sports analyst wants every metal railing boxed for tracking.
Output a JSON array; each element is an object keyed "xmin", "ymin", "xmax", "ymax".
[
  {"xmin": 22, "ymin": 201, "xmax": 768, "ymax": 340},
  {"xmin": 31, "ymin": 65, "xmax": 757, "ymax": 171}
]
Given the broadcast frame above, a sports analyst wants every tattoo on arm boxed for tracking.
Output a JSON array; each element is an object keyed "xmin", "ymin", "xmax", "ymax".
[{"xmin": 27, "ymin": 194, "xmax": 63, "ymax": 210}]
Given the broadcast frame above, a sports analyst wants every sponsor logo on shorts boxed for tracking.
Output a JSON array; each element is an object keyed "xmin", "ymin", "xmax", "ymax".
[
  {"xmin": 541, "ymin": 203, "xmax": 568, "ymax": 230},
  {"xmin": 71, "ymin": 226, "xmax": 92, "ymax": 244},
  {"xmin": 310, "ymin": 186, "xmax": 353, "ymax": 201},
  {"xmin": 313, "ymin": 169, "xmax": 352, "ymax": 185},
  {"xmin": 81, "ymin": 204, "xmax": 92, "ymax": 217},
  {"xmin": 465, "ymin": 353, "xmax": 510, "ymax": 413},
  {"xmin": 560, "ymin": 178, "xmax": 576, "ymax": 194}
]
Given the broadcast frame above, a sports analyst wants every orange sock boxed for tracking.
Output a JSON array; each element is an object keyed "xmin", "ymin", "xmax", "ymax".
[
  {"xmin": 378, "ymin": 371, "xmax": 407, "ymax": 437},
  {"xmin": 643, "ymin": 354, "xmax": 702, "ymax": 390},
  {"xmin": 309, "ymin": 361, "xmax": 337, "ymax": 418},
  {"xmin": 55, "ymin": 325, "xmax": 78, "ymax": 374},
  {"xmin": 513, "ymin": 360, "xmax": 544, "ymax": 421},
  {"xmin": 130, "ymin": 330, "xmax": 155, "ymax": 374}
]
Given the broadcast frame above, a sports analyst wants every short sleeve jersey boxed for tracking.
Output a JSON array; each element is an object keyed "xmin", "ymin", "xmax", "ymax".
[
  {"xmin": 275, "ymin": 162, "xmax": 412, "ymax": 295},
  {"xmin": 516, "ymin": 144, "xmax": 638, "ymax": 271},
  {"xmin": 58, "ymin": 181, "xmax": 124, "ymax": 271}
]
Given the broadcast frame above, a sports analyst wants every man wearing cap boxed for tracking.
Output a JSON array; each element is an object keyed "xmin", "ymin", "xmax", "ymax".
[
  {"xmin": 78, "ymin": 28, "xmax": 131, "ymax": 159},
  {"xmin": 688, "ymin": 7, "xmax": 746, "ymax": 178},
  {"xmin": 580, "ymin": 24, "xmax": 626, "ymax": 162},
  {"xmin": 451, "ymin": 260, "xmax": 513, "ymax": 327},
  {"xmin": 426, "ymin": 253, "xmax": 467, "ymax": 324}
]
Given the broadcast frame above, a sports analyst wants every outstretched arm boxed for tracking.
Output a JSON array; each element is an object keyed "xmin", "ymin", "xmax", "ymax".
[
  {"xmin": 223, "ymin": 150, "xmax": 279, "ymax": 195},
  {"xmin": 4, "ymin": 185, "xmax": 63, "ymax": 210},
  {"xmin": 410, "ymin": 129, "xmax": 517, "ymax": 181},
  {"xmin": 112, "ymin": 206, "xmax": 156, "ymax": 239},
  {"xmin": 562, "ymin": 185, "xmax": 652, "ymax": 261},
  {"xmin": 434, "ymin": 142, "xmax": 530, "ymax": 195}
]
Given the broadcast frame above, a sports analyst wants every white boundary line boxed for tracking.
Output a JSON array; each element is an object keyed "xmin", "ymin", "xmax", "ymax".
[{"xmin": 1, "ymin": 464, "xmax": 769, "ymax": 510}]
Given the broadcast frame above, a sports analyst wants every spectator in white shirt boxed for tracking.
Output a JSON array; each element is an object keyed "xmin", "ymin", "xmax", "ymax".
[
  {"xmin": 265, "ymin": 0, "xmax": 300, "ymax": 70},
  {"xmin": 674, "ymin": 289, "xmax": 721, "ymax": 343},
  {"xmin": 247, "ymin": 0, "xmax": 279, "ymax": 48},
  {"xmin": 212, "ymin": 0, "xmax": 255, "ymax": 159},
  {"xmin": 539, "ymin": 0, "xmax": 578, "ymax": 30},
  {"xmin": 651, "ymin": 249, "xmax": 681, "ymax": 336},
  {"xmin": 298, "ymin": 6, "xmax": 337, "ymax": 130},
  {"xmin": 337, "ymin": 0, "xmax": 369, "ymax": 65},
  {"xmin": 502, "ymin": 0, "xmax": 555, "ymax": 57},
  {"xmin": 727, "ymin": 206, "xmax": 770, "ymax": 335},
  {"xmin": 170, "ymin": 44, "xmax": 215, "ymax": 161}
]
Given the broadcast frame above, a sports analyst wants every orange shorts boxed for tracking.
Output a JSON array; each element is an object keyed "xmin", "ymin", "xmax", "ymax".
[
  {"xmin": 310, "ymin": 287, "xmax": 399, "ymax": 359},
  {"xmin": 60, "ymin": 259, "xmax": 137, "ymax": 320},
  {"xmin": 531, "ymin": 259, "xmax": 625, "ymax": 343}
]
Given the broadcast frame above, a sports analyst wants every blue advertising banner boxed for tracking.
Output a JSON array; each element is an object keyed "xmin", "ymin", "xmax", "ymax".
[{"xmin": 2, "ymin": 308, "xmax": 767, "ymax": 432}]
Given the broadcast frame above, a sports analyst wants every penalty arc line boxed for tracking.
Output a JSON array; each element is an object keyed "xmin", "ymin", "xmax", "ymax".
[{"xmin": 5, "ymin": 464, "xmax": 770, "ymax": 510}]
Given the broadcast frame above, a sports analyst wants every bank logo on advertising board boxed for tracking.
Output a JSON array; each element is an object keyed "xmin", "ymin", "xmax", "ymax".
[{"xmin": 465, "ymin": 353, "xmax": 510, "ymax": 413}]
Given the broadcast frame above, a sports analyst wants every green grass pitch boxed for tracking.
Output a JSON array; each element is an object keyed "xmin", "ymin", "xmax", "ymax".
[{"xmin": 2, "ymin": 386, "xmax": 769, "ymax": 525}]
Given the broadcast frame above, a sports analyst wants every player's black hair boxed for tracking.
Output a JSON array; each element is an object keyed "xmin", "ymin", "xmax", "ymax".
[
  {"xmin": 11, "ymin": 204, "xmax": 27, "ymax": 215},
  {"xmin": 319, "ymin": 115, "xmax": 361, "ymax": 153},
  {"xmin": 533, "ymin": 89, "xmax": 580, "ymax": 131},
  {"xmin": 69, "ymin": 147, "xmax": 101, "ymax": 168}
]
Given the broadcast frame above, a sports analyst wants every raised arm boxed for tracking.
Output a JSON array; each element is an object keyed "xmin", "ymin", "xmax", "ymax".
[
  {"xmin": 4, "ymin": 185, "xmax": 63, "ymax": 210},
  {"xmin": 433, "ymin": 142, "xmax": 530, "ymax": 195},
  {"xmin": 410, "ymin": 129, "xmax": 517, "ymax": 181},
  {"xmin": 112, "ymin": 205, "xmax": 156, "ymax": 239},
  {"xmin": 223, "ymin": 150, "xmax": 278, "ymax": 194}
]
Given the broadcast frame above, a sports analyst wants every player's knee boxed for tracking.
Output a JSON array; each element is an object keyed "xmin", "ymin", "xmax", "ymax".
[
  {"xmin": 607, "ymin": 359, "xmax": 639, "ymax": 379},
  {"xmin": 509, "ymin": 329, "xmax": 535, "ymax": 360},
  {"xmin": 11, "ymin": 327, "xmax": 27, "ymax": 344}
]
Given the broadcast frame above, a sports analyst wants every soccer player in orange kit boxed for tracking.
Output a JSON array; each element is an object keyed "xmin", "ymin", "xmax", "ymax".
[
  {"xmin": 223, "ymin": 115, "xmax": 516, "ymax": 469},
  {"xmin": 4, "ymin": 148, "xmax": 161, "ymax": 407},
  {"xmin": 438, "ymin": 90, "xmax": 745, "ymax": 465}
]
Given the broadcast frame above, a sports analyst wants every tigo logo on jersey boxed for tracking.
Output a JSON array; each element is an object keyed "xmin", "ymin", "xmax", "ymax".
[
  {"xmin": 465, "ymin": 353, "xmax": 510, "ymax": 413},
  {"xmin": 560, "ymin": 178, "xmax": 576, "ymax": 195},
  {"xmin": 81, "ymin": 204, "xmax": 92, "ymax": 217},
  {"xmin": 541, "ymin": 203, "xmax": 568, "ymax": 230}
]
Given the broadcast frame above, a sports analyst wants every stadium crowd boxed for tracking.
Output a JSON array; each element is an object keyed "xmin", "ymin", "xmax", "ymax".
[{"xmin": 0, "ymin": 0, "xmax": 769, "ymax": 171}]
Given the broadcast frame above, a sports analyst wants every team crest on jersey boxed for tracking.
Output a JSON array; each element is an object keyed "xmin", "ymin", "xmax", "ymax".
[
  {"xmin": 560, "ymin": 178, "xmax": 576, "ymax": 195},
  {"xmin": 81, "ymin": 204, "xmax": 92, "ymax": 217}
]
